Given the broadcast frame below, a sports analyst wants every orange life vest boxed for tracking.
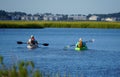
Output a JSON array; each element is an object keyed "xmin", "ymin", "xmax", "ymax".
[{"xmin": 78, "ymin": 41, "xmax": 82, "ymax": 48}]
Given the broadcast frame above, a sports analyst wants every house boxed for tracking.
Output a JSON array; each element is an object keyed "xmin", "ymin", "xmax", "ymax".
[
  {"xmin": 43, "ymin": 15, "xmax": 49, "ymax": 21},
  {"xmin": 43, "ymin": 15, "xmax": 60, "ymax": 21},
  {"xmin": 68, "ymin": 15, "xmax": 87, "ymax": 21},
  {"xmin": 89, "ymin": 15, "xmax": 100, "ymax": 21},
  {"xmin": 21, "ymin": 15, "xmax": 29, "ymax": 20},
  {"xmin": 33, "ymin": 16, "xmax": 39, "ymax": 20},
  {"xmin": 11, "ymin": 15, "xmax": 21, "ymax": 20},
  {"xmin": 105, "ymin": 18, "xmax": 116, "ymax": 22}
]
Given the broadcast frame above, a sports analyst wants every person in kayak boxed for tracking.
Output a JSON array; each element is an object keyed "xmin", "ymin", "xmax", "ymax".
[
  {"xmin": 76, "ymin": 38, "xmax": 83, "ymax": 48},
  {"xmin": 76, "ymin": 38, "xmax": 87, "ymax": 48},
  {"xmin": 27, "ymin": 35, "xmax": 38, "ymax": 45}
]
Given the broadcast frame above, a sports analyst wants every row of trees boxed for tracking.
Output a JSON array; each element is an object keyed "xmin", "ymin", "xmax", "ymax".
[
  {"xmin": 94, "ymin": 13, "xmax": 120, "ymax": 18},
  {"xmin": 0, "ymin": 10, "xmax": 26, "ymax": 20}
]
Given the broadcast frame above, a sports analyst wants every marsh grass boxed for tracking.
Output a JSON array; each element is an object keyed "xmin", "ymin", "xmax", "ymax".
[
  {"xmin": 0, "ymin": 55, "xmax": 74, "ymax": 77},
  {"xmin": 0, "ymin": 21, "xmax": 44, "ymax": 28},
  {"xmin": 0, "ymin": 55, "xmax": 43, "ymax": 77},
  {"xmin": 0, "ymin": 21, "xmax": 120, "ymax": 28}
]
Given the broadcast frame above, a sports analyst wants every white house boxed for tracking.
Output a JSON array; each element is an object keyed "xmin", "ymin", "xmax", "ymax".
[
  {"xmin": 33, "ymin": 16, "xmax": 39, "ymax": 20},
  {"xmin": 89, "ymin": 15, "xmax": 99, "ymax": 21},
  {"xmin": 43, "ymin": 15, "xmax": 48, "ymax": 21},
  {"xmin": 43, "ymin": 15, "xmax": 54, "ymax": 21},
  {"xmin": 105, "ymin": 18, "xmax": 116, "ymax": 22}
]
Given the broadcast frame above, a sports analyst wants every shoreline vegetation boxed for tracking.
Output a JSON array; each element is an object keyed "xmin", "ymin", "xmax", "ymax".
[
  {"xmin": 0, "ymin": 55, "xmax": 43, "ymax": 77},
  {"xmin": 0, "ymin": 21, "xmax": 120, "ymax": 29},
  {"xmin": 0, "ymin": 55, "xmax": 71, "ymax": 77}
]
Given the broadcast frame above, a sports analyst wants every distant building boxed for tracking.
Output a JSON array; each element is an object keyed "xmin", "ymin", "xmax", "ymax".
[
  {"xmin": 29, "ymin": 16, "xmax": 33, "ymax": 20},
  {"xmin": 89, "ymin": 15, "xmax": 100, "ymax": 21},
  {"xmin": 33, "ymin": 16, "xmax": 39, "ymax": 20},
  {"xmin": 49, "ymin": 15, "xmax": 54, "ymax": 21},
  {"xmin": 116, "ymin": 18, "xmax": 120, "ymax": 21},
  {"xmin": 68, "ymin": 15, "xmax": 87, "ymax": 21},
  {"xmin": 43, "ymin": 15, "xmax": 63, "ymax": 21},
  {"xmin": 11, "ymin": 15, "xmax": 21, "ymax": 20},
  {"xmin": 21, "ymin": 16, "xmax": 26, "ymax": 20},
  {"xmin": 43, "ymin": 15, "xmax": 54, "ymax": 21},
  {"xmin": 21, "ymin": 15, "xmax": 29, "ymax": 20},
  {"xmin": 105, "ymin": 18, "xmax": 116, "ymax": 22},
  {"xmin": 43, "ymin": 15, "xmax": 49, "ymax": 21}
]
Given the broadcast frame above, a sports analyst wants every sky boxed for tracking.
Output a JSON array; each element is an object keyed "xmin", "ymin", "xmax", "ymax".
[{"xmin": 0, "ymin": 0, "xmax": 120, "ymax": 15}]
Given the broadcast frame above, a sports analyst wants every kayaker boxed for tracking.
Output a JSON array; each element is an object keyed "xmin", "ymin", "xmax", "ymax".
[
  {"xmin": 76, "ymin": 38, "xmax": 83, "ymax": 48},
  {"xmin": 27, "ymin": 35, "xmax": 38, "ymax": 45},
  {"xmin": 76, "ymin": 38, "xmax": 87, "ymax": 48}
]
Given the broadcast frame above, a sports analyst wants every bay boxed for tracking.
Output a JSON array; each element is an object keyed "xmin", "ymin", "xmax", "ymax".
[{"xmin": 0, "ymin": 28, "xmax": 120, "ymax": 77}]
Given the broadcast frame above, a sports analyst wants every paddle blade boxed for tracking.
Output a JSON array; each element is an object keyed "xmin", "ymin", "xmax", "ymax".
[
  {"xmin": 85, "ymin": 39, "xmax": 95, "ymax": 43},
  {"xmin": 64, "ymin": 45, "xmax": 70, "ymax": 49},
  {"xmin": 17, "ymin": 41, "xmax": 23, "ymax": 44},
  {"xmin": 17, "ymin": 41, "xmax": 26, "ymax": 44},
  {"xmin": 63, "ymin": 44, "xmax": 75, "ymax": 50},
  {"xmin": 42, "ymin": 43, "xmax": 49, "ymax": 46},
  {"xmin": 90, "ymin": 39, "xmax": 95, "ymax": 42}
]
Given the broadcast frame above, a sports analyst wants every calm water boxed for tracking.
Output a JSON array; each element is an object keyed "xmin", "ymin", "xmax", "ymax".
[{"xmin": 0, "ymin": 28, "xmax": 120, "ymax": 77}]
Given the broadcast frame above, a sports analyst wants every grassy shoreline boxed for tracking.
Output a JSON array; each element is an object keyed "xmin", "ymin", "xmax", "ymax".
[
  {"xmin": 0, "ymin": 21, "xmax": 120, "ymax": 29},
  {"xmin": 0, "ymin": 55, "xmax": 72, "ymax": 77}
]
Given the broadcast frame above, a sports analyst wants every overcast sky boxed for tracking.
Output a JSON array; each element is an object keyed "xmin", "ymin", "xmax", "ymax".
[{"xmin": 0, "ymin": 0, "xmax": 120, "ymax": 15}]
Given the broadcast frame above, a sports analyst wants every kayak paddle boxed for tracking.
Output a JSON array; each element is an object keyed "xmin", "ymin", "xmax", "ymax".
[
  {"xmin": 64, "ymin": 44, "xmax": 75, "ymax": 49},
  {"xmin": 85, "ymin": 39, "xmax": 95, "ymax": 43},
  {"xmin": 40, "ymin": 43, "xmax": 49, "ymax": 46},
  {"xmin": 17, "ymin": 41, "xmax": 49, "ymax": 46},
  {"xmin": 17, "ymin": 41, "xmax": 26, "ymax": 44}
]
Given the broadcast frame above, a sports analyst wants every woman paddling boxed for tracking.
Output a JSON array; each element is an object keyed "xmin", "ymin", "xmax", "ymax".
[
  {"xmin": 76, "ymin": 38, "xmax": 83, "ymax": 48},
  {"xmin": 76, "ymin": 38, "xmax": 86, "ymax": 48},
  {"xmin": 75, "ymin": 38, "xmax": 87, "ymax": 51}
]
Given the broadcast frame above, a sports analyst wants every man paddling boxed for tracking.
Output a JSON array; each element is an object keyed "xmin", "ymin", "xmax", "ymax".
[{"xmin": 27, "ymin": 35, "xmax": 38, "ymax": 45}]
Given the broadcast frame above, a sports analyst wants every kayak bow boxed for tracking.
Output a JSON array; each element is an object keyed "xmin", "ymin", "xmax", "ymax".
[
  {"xmin": 27, "ymin": 44, "xmax": 38, "ymax": 49},
  {"xmin": 75, "ymin": 46, "xmax": 87, "ymax": 51}
]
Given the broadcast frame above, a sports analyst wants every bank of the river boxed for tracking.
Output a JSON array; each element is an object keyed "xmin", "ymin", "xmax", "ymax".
[
  {"xmin": 0, "ymin": 21, "xmax": 120, "ymax": 28},
  {"xmin": 0, "ymin": 55, "xmax": 43, "ymax": 77}
]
